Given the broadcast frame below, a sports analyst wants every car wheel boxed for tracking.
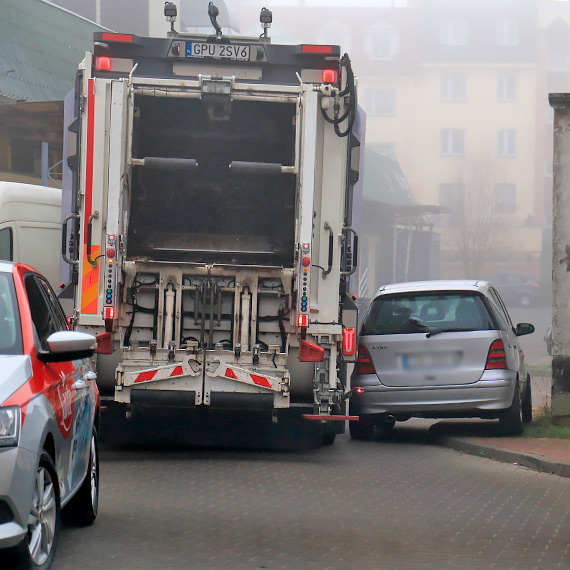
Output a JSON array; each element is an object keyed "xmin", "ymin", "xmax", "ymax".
[
  {"xmin": 321, "ymin": 433, "xmax": 336, "ymax": 446},
  {"xmin": 5, "ymin": 453, "xmax": 61, "ymax": 570},
  {"xmin": 522, "ymin": 377, "xmax": 532, "ymax": 424},
  {"xmin": 376, "ymin": 415, "xmax": 396, "ymax": 437},
  {"xmin": 499, "ymin": 382, "xmax": 523, "ymax": 436},
  {"xmin": 349, "ymin": 415, "xmax": 375, "ymax": 441},
  {"xmin": 519, "ymin": 294, "xmax": 531, "ymax": 308},
  {"xmin": 64, "ymin": 429, "xmax": 99, "ymax": 526}
]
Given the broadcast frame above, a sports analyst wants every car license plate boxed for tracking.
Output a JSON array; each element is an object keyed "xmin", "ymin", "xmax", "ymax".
[
  {"xmin": 402, "ymin": 352, "xmax": 459, "ymax": 370},
  {"xmin": 186, "ymin": 42, "xmax": 250, "ymax": 61}
]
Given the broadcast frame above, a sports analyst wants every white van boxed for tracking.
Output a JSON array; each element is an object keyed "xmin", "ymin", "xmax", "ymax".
[{"xmin": 0, "ymin": 181, "xmax": 62, "ymax": 288}]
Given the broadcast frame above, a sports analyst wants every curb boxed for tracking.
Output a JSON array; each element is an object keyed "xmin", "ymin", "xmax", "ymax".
[{"xmin": 438, "ymin": 437, "xmax": 570, "ymax": 478}]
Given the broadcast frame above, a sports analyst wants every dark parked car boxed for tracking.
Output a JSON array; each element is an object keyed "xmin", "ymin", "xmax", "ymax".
[{"xmin": 484, "ymin": 273, "xmax": 541, "ymax": 307}]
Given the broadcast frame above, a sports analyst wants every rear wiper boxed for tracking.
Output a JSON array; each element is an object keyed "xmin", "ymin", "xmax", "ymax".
[{"xmin": 425, "ymin": 328, "xmax": 443, "ymax": 338}]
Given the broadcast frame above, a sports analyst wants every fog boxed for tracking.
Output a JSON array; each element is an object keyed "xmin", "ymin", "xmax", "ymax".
[{"xmin": 49, "ymin": 0, "xmax": 559, "ymax": 359}]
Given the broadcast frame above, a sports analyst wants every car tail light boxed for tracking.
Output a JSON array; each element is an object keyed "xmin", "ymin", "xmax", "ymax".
[
  {"xmin": 355, "ymin": 345, "xmax": 376, "ymax": 375},
  {"xmin": 485, "ymin": 339, "xmax": 507, "ymax": 370}
]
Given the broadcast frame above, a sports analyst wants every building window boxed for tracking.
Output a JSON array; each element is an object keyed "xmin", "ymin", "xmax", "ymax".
[
  {"xmin": 439, "ymin": 183, "xmax": 465, "ymax": 224},
  {"xmin": 441, "ymin": 74, "xmax": 466, "ymax": 101},
  {"xmin": 10, "ymin": 139, "xmax": 41, "ymax": 176},
  {"xmin": 366, "ymin": 89, "xmax": 396, "ymax": 116},
  {"xmin": 441, "ymin": 17, "xmax": 468, "ymax": 46},
  {"xmin": 497, "ymin": 18, "xmax": 518, "ymax": 46},
  {"xmin": 495, "ymin": 184, "xmax": 516, "ymax": 211},
  {"xmin": 440, "ymin": 129, "xmax": 465, "ymax": 156},
  {"xmin": 497, "ymin": 74, "xmax": 517, "ymax": 101},
  {"xmin": 369, "ymin": 29, "xmax": 398, "ymax": 60},
  {"xmin": 497, "ymin": 129, "xmax": 516, "ymax": 157}
]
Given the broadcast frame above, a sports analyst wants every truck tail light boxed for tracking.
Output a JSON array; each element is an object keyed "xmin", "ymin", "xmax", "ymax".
[
  {"xmin": 298, "ymin": 314, "xmax": 309, "ymax": 328},
  {"xmin": 342, "ymin": 328, "xmax": 356, "ymax": 356},
  {"xmin": 355, "ymin": 345, "xmax": 376, "ymax": 375},
  {"xmin": 105, "ymin": 307, "xmax": 115, "ymax": 319},
  {"xmin": 96, "ymin": 56, "xmax": 112, "ymax": 71},
  {"xmin": 485, "ymin": 339, "xmax": 507, "ymax": 370},
  {"xmin": 322, "ymin": 69, "xmax": 337, "ymax": 84}
]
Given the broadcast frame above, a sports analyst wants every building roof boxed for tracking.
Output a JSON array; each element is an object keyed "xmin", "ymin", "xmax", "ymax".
[{"xmin": 0, "ymin": 0, "xmax": 108, "ymax": 102}]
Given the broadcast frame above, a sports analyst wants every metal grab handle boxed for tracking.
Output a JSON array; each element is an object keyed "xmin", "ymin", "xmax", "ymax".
[
  {"xmin": 341, "ymin": 226, "xmax": 359, "ymax": 276},
  {"xmin": 61, "ymin": 213, "xmax": 80, "ymax": 266},
  {"xmin": 87, "ymin": 211, "xmax": 99, "ymax": 269},
  {"xmin": 322, "ymin": 222, "xmax": 334, "ymax": 277}
]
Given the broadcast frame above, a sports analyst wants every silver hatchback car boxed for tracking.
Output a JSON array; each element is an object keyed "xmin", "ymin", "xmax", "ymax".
[{"xmin": 349, "ymin": 280, "xmax": 534, "ymax": 440}]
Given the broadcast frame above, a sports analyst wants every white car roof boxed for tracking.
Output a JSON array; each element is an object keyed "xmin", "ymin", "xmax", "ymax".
[{"xmin": 374, "ymin": 279, "xmax": 492, "ymax": 298}]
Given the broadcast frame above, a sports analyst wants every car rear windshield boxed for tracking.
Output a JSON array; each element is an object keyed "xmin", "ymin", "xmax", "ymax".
[
  {"xmin": 0, "ymin": 272, "xmax": 23, "ymax": 355},
  {"xmin": 361, "ymin": 291, "xmax": 497, "ymax": 336}
]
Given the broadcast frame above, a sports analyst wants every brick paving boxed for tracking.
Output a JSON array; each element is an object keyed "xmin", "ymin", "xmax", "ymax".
[{"xmin": 53, "ymin": 425, "xmax": 570, "ymax": 570}]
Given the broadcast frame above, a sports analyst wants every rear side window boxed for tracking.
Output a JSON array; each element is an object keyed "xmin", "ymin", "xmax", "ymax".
[
  {"xmin": 24, "ymin": 274, "xmax": 67, "ymax": 350},
  {"xmin": 0, "ymin": 272, "xmax": 23, "ymax": 355},
  {"xmin": 0, "ymin": 227, "xmax": 13, "ymax": 261},
  {"xmin": 361, "ymin": 291, "xmax": 496, "ymax": 335}
]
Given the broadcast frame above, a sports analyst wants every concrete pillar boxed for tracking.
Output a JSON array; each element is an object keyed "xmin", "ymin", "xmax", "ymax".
[{"xmin": 549, "ymin": 93, "xmax": 570, "ymax": 424}]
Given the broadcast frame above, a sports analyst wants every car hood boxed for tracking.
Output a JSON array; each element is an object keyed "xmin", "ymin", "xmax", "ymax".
[{"xmin": 0, "ymin": 355, "xmax": 32, "ymax": 405}]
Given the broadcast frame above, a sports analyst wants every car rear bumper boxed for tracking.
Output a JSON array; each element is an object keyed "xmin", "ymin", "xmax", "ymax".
[{"xmin": 349, "ymin": 370, "xmax": 517, "ymax": 417}]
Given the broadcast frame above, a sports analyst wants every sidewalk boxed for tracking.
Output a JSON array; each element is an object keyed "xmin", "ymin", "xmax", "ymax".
[{"xmin": 438, "ymin": 374, "xmax": 570, "ymax": 478}]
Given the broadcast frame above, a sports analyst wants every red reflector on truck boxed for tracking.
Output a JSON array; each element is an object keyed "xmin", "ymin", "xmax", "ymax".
[
  {"xmin": 101, "ymin": 33, "xmax": 133, "ymax": 43},
  {"xmin": 302, "ymin": 45, "xmax": 333, "ymax": 54},
  {"xmin": 299, "ymin": 340, "xmax": 324, "ymax": 362}
]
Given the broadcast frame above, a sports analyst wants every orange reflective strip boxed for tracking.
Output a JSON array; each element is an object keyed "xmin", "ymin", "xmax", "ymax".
[{"xmin": 81, "ymin": 246, "xmax": 100, "ymax": 314}]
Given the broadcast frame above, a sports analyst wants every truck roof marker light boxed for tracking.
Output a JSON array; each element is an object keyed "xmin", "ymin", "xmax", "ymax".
[
  {"xmin": 101, "ymin": 33, "xmax": 133, "ymax": 43},
  {"xmin": 322, "ymin": 69, "xmax": 337, "ymax": 84},
  {"xmin": 96, "ymin": 57, "xmax": 112, "ymax": 71},
  {"xmin": 298, "ymin": 314, "xmax": 309, "ymax": 328},
  {"xmin": 342, "ymin": 327, "xmax": 356, "ymax": 356},
  {"xmin": 302, "ymin": 45, "xmax": 333, "ymax": 54}
]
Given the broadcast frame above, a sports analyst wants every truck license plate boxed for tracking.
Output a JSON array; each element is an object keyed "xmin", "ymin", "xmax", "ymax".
[{"xmin": 186, "ymin": 42, "xmax": 250, "ymax": 61}]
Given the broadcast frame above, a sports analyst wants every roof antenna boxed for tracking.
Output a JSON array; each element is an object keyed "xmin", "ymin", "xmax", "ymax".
[
  {"xmin": 208, "ymin": 2, "xmax": 222, "ymax": 36},
  {"xmin": 164, "ymin": 2, "xmax": 177, "ymax": 33}
]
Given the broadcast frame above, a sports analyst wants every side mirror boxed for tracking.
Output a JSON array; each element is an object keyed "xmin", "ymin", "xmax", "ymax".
[
  {"xmin": 37, "ymin": 331, "xmax": 96, "ymax": 363},
  {"xmin": 515, "ymin": 323, "xmax": 535, "ymax": 337}
]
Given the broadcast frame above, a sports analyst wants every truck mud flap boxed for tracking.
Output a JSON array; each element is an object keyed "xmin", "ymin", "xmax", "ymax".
[
  {"xmin": 131, "ymin": 389, "xmax": 197, "ymax": 408},
  {"xmin": 209, "ymin": 392, "xmax": 274, "ymax": 410}
]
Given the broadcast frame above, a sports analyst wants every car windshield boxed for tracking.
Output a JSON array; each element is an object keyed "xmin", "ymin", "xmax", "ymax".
[
  {"xmin": 361, "ymin": 291, "xmax": 497, "ymax": 336},
  {"xmin": 0, "ymin": 271, "xmax": 23, "ymax": 355}
]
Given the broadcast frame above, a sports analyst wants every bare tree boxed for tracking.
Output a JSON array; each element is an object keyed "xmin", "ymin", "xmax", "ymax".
[{"xmin": 442, "ymin": 153, "xmax": 512, "ymax": 278}]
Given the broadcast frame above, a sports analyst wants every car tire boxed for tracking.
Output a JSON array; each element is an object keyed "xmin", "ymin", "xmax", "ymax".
[
  {"xmin": 519, "ymin": 294, "xmax": 531, "ymax": 308},
  {"xmin": 322, "ymin": 433, "xmax": 336, "ymax": 446},
  {"xmin": 349, "ymin": 415, "xmax": 375, "ymax": 441},
  {"xmin": 522, "ymin": 377, "xmax": 532, "ymax": 424},
  {"xmin": 63, "ymin": 429, "xmax": 99, "ymax": 527},
  {"xmin": 3, "ymin": 453, "xmax": 61, "ymax": 570},
  {"xmin": 499, "ymin": 382, "xmax": 523, "ymax": 436}
]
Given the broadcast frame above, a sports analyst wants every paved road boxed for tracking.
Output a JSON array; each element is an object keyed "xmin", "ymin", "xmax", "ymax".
[{"xmin": 53, "ymin": 419, "xmax": 570, "ymax": 570}]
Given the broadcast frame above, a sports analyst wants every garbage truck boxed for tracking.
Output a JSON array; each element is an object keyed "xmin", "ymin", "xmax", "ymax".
[{"xmin": 62, "ymin": 3, "xmax": 362, "ymax": 446}]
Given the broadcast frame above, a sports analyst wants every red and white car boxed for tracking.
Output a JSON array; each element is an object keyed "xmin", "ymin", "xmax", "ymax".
[{"xmin": 0, "ymin": 262, "xmax": 99, "ymax": 570}]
